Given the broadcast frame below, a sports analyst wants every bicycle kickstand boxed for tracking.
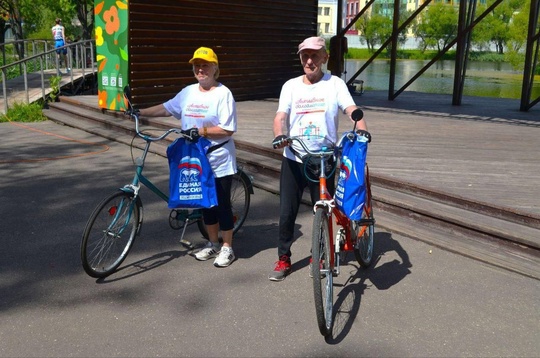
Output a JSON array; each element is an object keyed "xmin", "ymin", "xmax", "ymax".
[{"xmin": 179, "ymin": 218, "xmax": 195, "ymax": 249}]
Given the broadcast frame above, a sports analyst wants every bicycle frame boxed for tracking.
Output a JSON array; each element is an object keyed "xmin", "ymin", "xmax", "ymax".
[
  {"xmin": 123, "ymin": 135, "xmax": 169, "ymax": 203},
  {"xmin": 311, "ymin": 148, "xmax": 361, "ymax": 276},
  {"xmin": 286, "ymin": 135, "xmax": 372, "ymax": 276},
  {"xmin": 122, "ymin": 111, "xmax": 253, "ymax": 244}
]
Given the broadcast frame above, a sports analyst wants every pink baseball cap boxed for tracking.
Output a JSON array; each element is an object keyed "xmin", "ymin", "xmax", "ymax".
[{"xmin": 297, "ymin": 36, "xmax": 326, "ymax": 53}]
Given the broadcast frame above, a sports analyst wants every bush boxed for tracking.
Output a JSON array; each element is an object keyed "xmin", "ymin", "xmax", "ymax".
[
  {"xmin": 470, "ymin": 52, "xmax": 505, "ymax": 62},
  {"xmin": 0, "ymin": 102, "xmax": 47, "ymax": 123}
]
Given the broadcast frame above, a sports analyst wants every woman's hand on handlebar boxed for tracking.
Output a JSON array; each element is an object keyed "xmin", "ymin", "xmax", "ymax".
[
  {"xmin": 124, "ymin": 108, "xmax": 140, "ymax": 118},
  {"xmin": 181, "ymin": 128, "xmax": 201, "ymax": 143}
]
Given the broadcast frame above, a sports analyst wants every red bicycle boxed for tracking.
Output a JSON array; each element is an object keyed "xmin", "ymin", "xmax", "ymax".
[{"xmin": 274, "ymin": 109, "xmax": 374, "ymax": 337}]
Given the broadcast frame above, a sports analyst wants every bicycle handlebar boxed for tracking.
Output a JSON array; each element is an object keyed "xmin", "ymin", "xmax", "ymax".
[
  {"xmin": 122, "ymin": 86, "xmax": 199, "ymax": 143},
  {"xmin": 271, "ymin": 130, "xmax": 371, "ymax": 157},
  {"xmin": 272, "ymin": 107, "xmax": 370, "ymax": 150},
  {"xmin": 124, "ymin": 109, "xmax": 198, "ymax": 143},
  {"xmin": 280, "ymin": 136, "xmax": 336, "ymax": 158}
]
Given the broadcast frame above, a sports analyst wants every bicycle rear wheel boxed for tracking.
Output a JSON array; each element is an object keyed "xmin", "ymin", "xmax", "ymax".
[
  {"xmin": 353, "ymin": 167, "xmax": 374, "ymax": 268},
  {"xmin": 197, "ymin": 170, "xmax": 251, "ymax": 238},
  {"xmin": 312, "ymin": 207, "xmax": 334, "ymax": 337},
  {"xmin": 81, "ymin": 191, "xmax": 141, "ymax": 278}
]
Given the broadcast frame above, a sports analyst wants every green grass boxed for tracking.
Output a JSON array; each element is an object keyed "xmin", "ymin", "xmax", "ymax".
[
  {"xmin": 345, "ymin": 48, "xmax": 509, "ymax": 62},
  {"xmin": 0, "ymin": 102, "xmax": 48, "ymax": 123}
]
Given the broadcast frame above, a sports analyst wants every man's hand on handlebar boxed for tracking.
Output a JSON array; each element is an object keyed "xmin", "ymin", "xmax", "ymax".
[
  {"xmin": 272, "ymin": 135, "xmax": 288, "ymax": 149},
  {"xmin": 356, "ymin": 129, "xmax": 372, "ymax": 143}
]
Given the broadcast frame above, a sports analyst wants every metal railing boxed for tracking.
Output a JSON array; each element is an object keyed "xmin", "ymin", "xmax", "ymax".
[{"xmin": 0, "ymin": 39, "xmax": 96, "ymax": 112}]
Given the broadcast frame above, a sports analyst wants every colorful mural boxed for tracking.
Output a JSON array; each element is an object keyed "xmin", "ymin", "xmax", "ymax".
[{"xmin": 95, "ymin": 0, "xmax": 129, "ymax": 111}]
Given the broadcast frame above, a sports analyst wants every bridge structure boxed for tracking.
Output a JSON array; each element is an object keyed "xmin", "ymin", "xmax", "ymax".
[
  {"xmin": 331, "ymin": 0, "xmax": 540, "ymax": 112},
  {"xmin": 0, "ymin": 39, "xmax": 97, "ymax": 114}
]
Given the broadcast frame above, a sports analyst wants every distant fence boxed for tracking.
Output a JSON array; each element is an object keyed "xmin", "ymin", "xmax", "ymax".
[{"xmin": 0, "ymin": 39, "xmax": 96, "ymax": 112}]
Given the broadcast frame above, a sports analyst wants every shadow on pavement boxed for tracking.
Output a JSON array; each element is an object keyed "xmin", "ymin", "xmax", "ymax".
[
  {"xmin": 326, "ymin": 231, "xmax": 412, "ymax": 344},
  {"xmin": 96, "ymin": 250, "xmax": 187, "ymax": 284}
]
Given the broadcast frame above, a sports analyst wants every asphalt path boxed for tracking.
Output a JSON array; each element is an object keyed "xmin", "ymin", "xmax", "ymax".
[{"xmin": 1, "ymin": 121, "xmax": 539, "ymax": 357}]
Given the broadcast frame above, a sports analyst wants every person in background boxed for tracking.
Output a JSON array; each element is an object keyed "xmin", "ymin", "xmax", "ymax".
[
  {"xmin": 52, "ymin": 18, "xmax": 70, "ymax": 75},
  {"xmin": 269, "ymin": 36, "xmax": 368, "ymax": 281},
  {"xmin": 138, "ymin": 47, "xmax": 238, "ymax": 268}
]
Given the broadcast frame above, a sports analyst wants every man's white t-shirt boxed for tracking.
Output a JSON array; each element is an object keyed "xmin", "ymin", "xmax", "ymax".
[
  {"xmin": 277, "ymin": 73, "xmax": 355, "ymax": 162},
  {"xmin": 164, "ymin": 83, "xmax": 237, "ymax": 178}
]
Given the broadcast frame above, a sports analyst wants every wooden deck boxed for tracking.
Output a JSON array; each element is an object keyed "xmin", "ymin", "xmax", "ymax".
[{"xmin": 68, "ymin": 91, "xmax": 540, "ymax": 218}]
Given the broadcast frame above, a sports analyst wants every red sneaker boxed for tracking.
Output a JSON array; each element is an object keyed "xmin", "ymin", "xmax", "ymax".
[{"xmin": 268, "ymin": 255, "xmax": 292, "ymax": 281}]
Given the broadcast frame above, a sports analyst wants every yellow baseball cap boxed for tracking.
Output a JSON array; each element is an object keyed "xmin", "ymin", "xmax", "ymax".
[{"xmin": 189, "ymin": 47, "xmax": 218, "ymax": 65}]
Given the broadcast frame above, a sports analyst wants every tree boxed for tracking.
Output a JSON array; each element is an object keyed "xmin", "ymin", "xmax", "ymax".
[
  {"xmin": 52, "ymin": 0, "xmax": 94, "ymax": 40},
  {"xmin": 414, "ymin": 3, "xmax": 458, "ymax": 52},
  {"xmin": 0, "ymin": 0, "xmax": 93, "ymax": 46},
  {"xmin": 75, "ymin": 0, "xmax": 94, "ymax": 40},
  {"xmin": 357, "ymin": 13, "xmax": 393, "ymax": 52},
  {"xmin": 357, "ymin": 7, "xmax": 413, "ymax": 54},
  {"xmin": 505, "ymin": 0, "xmax": 531, "ymax": 69},
  {"xmin": 0, "ymin": 0, "xmax": 25, "ymax": 58},
  {"xmin": 473, "ymin": 0, "xmax": 525, "ymax": 54}
]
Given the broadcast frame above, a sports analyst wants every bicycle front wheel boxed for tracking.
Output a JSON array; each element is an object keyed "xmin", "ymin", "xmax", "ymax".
[
  {"xmin": 312, "ymin": 207, "xmax": 334, "ymax": 337},
  {"xmin": 81, "ymin": 191, "xmax": 141, "ymax": 278},
  {"xmin": 197, "ymin": 170, "xmax": 251, "ymax": 238},
  {"xmin": 353, "ymin": 167, "xmax": 374, "ymax": 268}
]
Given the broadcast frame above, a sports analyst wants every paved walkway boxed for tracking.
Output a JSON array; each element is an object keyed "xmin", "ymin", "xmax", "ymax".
[{"xmin": 1, "ymin": 120, "xmax": 538, "ymax": 357}]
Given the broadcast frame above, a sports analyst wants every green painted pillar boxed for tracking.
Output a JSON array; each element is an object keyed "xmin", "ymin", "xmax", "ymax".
[{"xmin": 95, "ymin": 0, "xmax": 129, "ymax": 111}]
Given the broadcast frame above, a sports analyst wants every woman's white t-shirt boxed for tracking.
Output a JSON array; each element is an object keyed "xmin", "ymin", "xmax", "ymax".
[
  {"xmin": 163, "ymin": 83, "xmax": 237, "ymax": 178},
  {"xmin": 277, "ymin": 73, "xmax": 355, "ymax": 162}
]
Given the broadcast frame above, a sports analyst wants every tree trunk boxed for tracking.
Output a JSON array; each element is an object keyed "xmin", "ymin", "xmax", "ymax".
[{"xmin": 77, "ymin": 2, "xmax": 94, "ymax": 40}]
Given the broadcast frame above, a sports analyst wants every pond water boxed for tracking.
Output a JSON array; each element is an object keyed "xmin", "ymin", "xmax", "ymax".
[{"xmin": 341, "ymin": 59, "xmax": 540, "ymax": 100}]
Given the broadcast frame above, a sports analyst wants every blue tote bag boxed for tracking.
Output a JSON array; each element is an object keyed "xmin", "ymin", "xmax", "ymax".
[
  {"xmin": 334, "ymin": 134, "xmax": 369, "ymax": 220},
  {"xmin": 166, "ymin": 137, "xmax": 218, "ymax": 209}
]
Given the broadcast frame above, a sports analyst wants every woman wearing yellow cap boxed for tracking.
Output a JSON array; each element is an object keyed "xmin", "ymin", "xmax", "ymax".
[{"xmin": 139, "ymin": 47, "xmax": 238, "ymax": 267}]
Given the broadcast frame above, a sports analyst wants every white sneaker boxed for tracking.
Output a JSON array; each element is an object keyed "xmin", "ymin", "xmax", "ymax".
[
  {"xmin": 194, "ymin": 242, "xmax": 220, "ymax": 261},
  {"xmin": 214, "ymin": 246, "xmax": 235, "ymax": 267}
]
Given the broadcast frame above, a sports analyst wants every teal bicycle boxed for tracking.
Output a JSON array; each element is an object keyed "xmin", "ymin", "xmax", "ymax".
[{"xmin": 80, "ymin": 90, "xmax": 253, "ymax": 278}]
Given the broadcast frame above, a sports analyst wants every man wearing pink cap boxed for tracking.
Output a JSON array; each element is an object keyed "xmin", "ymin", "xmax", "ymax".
[{"xmin": 269, "ymin": 36, "xmax": 368, "ymax": 281}]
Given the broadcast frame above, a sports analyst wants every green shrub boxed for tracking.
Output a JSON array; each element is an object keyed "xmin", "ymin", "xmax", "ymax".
[
  {"xmin": 470, "ymin": 52, "xmax": 505, "ymax": 62},
  {"xmin": 49, "ymin": 75, "xmax": 61, "ymax": 103},
  {"xmin": 345, "ymin": 48, "xmax": 457, "ymax": 60},
  {"xmin": 0, "ymin": 102, "xmax": 47, "ymax": 123}
]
